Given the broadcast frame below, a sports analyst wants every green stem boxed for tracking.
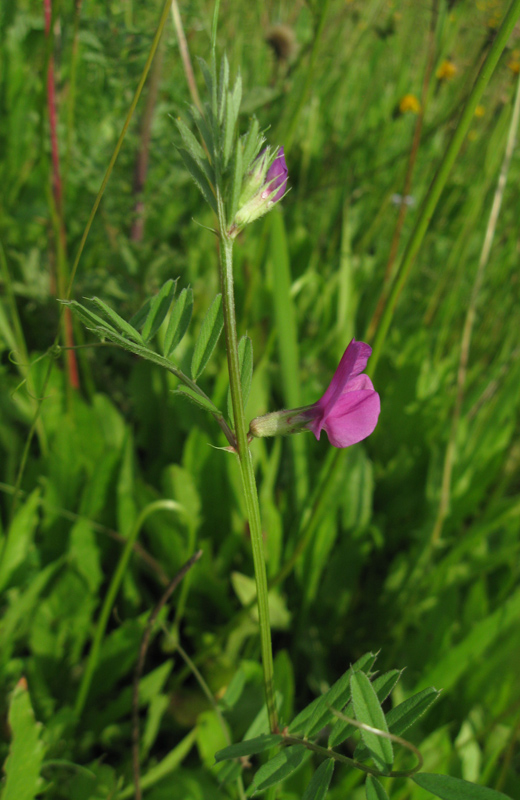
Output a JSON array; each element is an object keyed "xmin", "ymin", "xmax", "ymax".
[
  {"xmin": 74, "ymin": 499, "xmax": 186, "ymax": 720},
  {"xmin": 217, "ymin": 196, "xmax": 277, "ymax": 733},
  {"xmin": 367, "ymin": 0, "xmax": 520, "ymax": 378}
]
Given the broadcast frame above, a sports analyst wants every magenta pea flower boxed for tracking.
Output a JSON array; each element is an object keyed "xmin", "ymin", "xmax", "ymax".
[
  {"xmin": 248, "ymin": 339, "xmax": 380, "ymax": 449},
  {"xmin": 230, "ymin": 147, "xmax": 288, "ymax": 235},
  {"xmin": 305, "ymin": 339, "xmax": 380, "ymax": 447}
]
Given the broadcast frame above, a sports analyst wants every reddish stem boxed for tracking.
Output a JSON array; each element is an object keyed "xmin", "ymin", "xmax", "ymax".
[{"xmin": 44, "ymin": 0, "xmax": 79, "ymax": 390}]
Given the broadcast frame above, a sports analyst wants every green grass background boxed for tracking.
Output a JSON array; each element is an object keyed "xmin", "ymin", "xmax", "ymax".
[{"xmin": 1, "ymin": 0, "xmax": 520, "ymax": 797}]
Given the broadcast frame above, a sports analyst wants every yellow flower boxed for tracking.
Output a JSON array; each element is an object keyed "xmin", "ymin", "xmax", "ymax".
[
  {"xmin": 508, "ymin": 51, "xmax": 520, "ymax": 73},
  {"xmin": 474, "ymin": 105, "xmax": 485, "ymax": 117},
  {"xmin": 436, "ymin": 60, "xmax": 457, "ymax": 81},
  {"xmin": 399, "ymin": 94, "xmax": 421, "ymax": 114}
]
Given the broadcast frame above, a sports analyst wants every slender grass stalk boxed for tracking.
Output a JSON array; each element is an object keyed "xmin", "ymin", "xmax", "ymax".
[
  {"xmin": 74, "ymin": 500, "xmax": 187, "ymax": 720},
  {"xmin": 65, "ymin": 0, "xmax": 83, "ymax": 190},
  {"xmin": 0, "ymin": 241, "xmax": 48, "ymax": 455},
  {"xmin": 170, "ymin": 0, "xmax": 202, "ymax": 112},
  {"xmin": 10, "ymin": 0, "xmax": 173, "ymax": 518},
  {"xmin": 367, "ymin": 0, "xmax": 520, "ymax": 379},
  {"xmin": 217, "ymin": 193, "xmax": 278, "ymax": 734},
  {"xmin": 131, "ymin": 32, "xmax": 165, "ymax": 242},
  {"xmin": 44, "ymin": 0, "xmax": 80, "ymax": 391},
  {"xmin": 430, "ymin": 67, "xmax": 520, "ymax": 549}
]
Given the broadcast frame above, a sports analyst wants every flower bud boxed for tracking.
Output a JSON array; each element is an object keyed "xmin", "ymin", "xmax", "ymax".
[{"xmin": 230, "ymin": 147, "xmax": 288, "ymax": 236}]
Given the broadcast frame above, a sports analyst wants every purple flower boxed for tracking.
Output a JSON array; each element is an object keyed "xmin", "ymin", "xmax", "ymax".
[
  {"xmin": 305, "ymin": 339, "xmax": 380, "ymax": 448},
  {"xmin": 262, "ymin": 147, "xmax": 288, "ymax": 203},
  {"xmin": 248, "ymin": 338, "xmax": 380, "ymax": 450}
]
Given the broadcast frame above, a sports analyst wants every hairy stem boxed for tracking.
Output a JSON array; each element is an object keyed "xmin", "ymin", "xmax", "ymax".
[{"xmin": 217, "ymin": 195, "xmax": 277, "ymax": 733}]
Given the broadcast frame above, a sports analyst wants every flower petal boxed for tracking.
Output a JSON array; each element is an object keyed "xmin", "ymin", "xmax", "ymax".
[
  {"xmin": 322, "ymin": 389, "xmax": 380, "ymax": 448},
  {"xmin": 318, "ymin": 339, "xmax": 372, "ymax": 417},
  {"xmin": 265, "ymin": 147, "xmax": 288, "ymax": 202}
]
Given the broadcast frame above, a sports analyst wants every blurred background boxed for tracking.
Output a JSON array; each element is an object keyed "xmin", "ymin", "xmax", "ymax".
[{"xmin": 1, "ymin": 1, "xmax": 520, "ymax": 798}]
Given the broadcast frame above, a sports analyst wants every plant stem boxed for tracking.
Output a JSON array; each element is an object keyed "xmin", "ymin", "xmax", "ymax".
[{"xmin": 217, "ymin": 196, "xmax": 278, "ymax": 733}]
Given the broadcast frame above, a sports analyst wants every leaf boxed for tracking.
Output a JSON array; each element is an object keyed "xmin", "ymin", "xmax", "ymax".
[
  {"xmin": 141, "ymin": 280, "xmax": 176, "ymax": 343},
  {"xmin": 228, "ymin": 142, "xmax": 244, "ymax": 223},
  {"xmin": 223, "ymin": 73, "xmax": 242, "ymax": 167},
  {"xmin": 128, "ymin": 297, "xmax": 153, "ymax": 331},
  {"xmin": 90, "ymin": 297, "xmax": 143, "ymax": 343},
  {"xmin": 302, "ymin": 758, "xmax": 335, "ymax": 800},
  {"xmin": 355, "ymin": 686, "xmax": 440, "ymax": 762},
  {"xmin": 221, "ymin": 669, "xmax": 246, "ymax": 710},
  {"xmin": 218, "ymin": 53, "xmax": 230, "ymax": 124},
  {"xmin": 246, "ymin": 746, "xmax": 307, "ymax": 796},
  {"xmin": 0, "ymin": 489, "xmax": 40, "ymax": 593},
  {"xmin": 412, "ymin": 773, "xmax": 513, "ymax": 800},
  {"xmin": 174, "ymin": 386, "xmax": 221, "ymax": 417},
  {"xmin": 242, "ymin": 117, "xmax": 263, "ymax": 172},
  {"xmin": 191, "ymin": 294, "xmax": 224, "ymax": 380},
  {"xmin": 215, "ymin": 734, "xmax": 283, "ymax": 762},
  {"xmin": 366, "ymin": 776, "xmax": 390, "ymax": 800},
  {"xmin": 178, "ymin": 148, "xmax": 217, "ymax": 214},
  {"xmin": 190, "ymin": 104, "xmax": 214, "ymax": 159},
  {"xmin": 2, "ymin": 679, "xmax": 45, "ymax": 800},
  {"xmin": 329, "ymin": 669, "xmax": 402, "ymax": 748},
  {"xmin": 288, "ymin": 652, "xmax": 377, "ymax": 737},
  {"xmin": 385, "ymin": 686, "xmax": 440, "ymax": 735},
  {"xmin": 176, "ymin": 117, "xmax": 208, "ymax": 169},
  {"xmin": 350, "ymin": 670, "xmax": 393, "ymax": 773},
  {"xmin": 228, "ymin": 335, "xmax": 253, "ymax": 423},
  {"xmin": 62, "ymin": 300, "xmax": 118, "ymax": 333},
  {"xmin": 164, "ymin": 287, "xmax": 193, "ymax": 357}
]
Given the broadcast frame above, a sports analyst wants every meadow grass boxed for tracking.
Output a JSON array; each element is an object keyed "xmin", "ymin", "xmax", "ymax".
[{"xmin": 1, "ymin": 1, "xmax": 520, "ymax": 798}]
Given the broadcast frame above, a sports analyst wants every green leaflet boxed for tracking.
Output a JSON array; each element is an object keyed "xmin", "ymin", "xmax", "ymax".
[
  {"xmin": 354, "ymin": 686, "xmax": 439, "ymax": 762},
  {"xmin": 191, "ymin": 294, "xmax": 224, "ymax": 380},
  {"xmin": 164, "ymin": 286, "xmax": 194, "ymax": 357},
  {"xmin": 365, "ymin": 775, "xmax": 390, "ymax": 800},
  {"xmin": 246, "ymin": 746, "xmax": 308, "ymax": 796},
  {"xmin": 413, "ymin": 773, "xmax": 513, "ymax": 800},
  {"xmin": 90, "ymin": 296, "xmax": 143, "ymax": 343},
  {"xmin": 288, "ymin": 651, "xmax": 377, "ymax": 737},
  {"xmin": 329, "ymin": 669, "xmax": 402, "ymax": 748},
  {"xmin": 215, "ymin": 734, "xmax": 283, "ymax": 762},
  {"xmin": 141, "ymin": 279, "xmax": 176, "ymax": 343},
  {"xmin": 302, "ymin": 758, "xmax": 335, "ymax": 800},
  {"xmin": 350, "ymin": 670, "xmax": 393, "ymax": 774}
]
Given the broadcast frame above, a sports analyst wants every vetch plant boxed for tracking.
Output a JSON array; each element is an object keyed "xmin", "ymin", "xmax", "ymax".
[{"xmin": 63, "ymin": 39, "xmax": 518, "ymax": 800}]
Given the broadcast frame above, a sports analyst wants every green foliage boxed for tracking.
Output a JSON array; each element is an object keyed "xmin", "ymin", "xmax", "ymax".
[
  {"xmin": 191, "ymin": 293, "xmax": 224, "ymax": 380},
  {"xmin": 2, "ymin": 680, "xmax": 45, "ymax": 800},
  {"xmin": 1, "ymin": 1, "xmax": 520, "ymax": 799},
  {"xmin": 413, "ymin": 774, "xmax": 513, "ymax": 800}
]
